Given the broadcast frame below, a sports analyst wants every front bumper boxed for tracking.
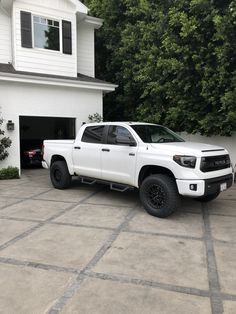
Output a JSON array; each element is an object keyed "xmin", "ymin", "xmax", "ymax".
[{"xmin": 176, "ymin": 174, "xmax": 233, "ymax": 197}]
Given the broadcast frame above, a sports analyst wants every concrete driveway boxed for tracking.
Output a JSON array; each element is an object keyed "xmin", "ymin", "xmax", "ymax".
[{"xmin": 0, "ymin": 168, "xmax": 235, "ymax": 314}]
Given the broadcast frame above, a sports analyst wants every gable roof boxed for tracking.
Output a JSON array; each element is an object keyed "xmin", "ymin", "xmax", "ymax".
[
  {"xmin": 0, "ymin": 0, "xmax": 88, "ymax": 14},
  {"xmin": 69, "ymin": 0, "xmax": 88, "ymax": 14},
  {"xmin": 0, "ymin": 63, "xmax": 117, "ymax": 92}
]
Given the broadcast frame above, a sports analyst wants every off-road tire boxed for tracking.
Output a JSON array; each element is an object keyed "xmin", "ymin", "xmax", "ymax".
[
  {"xmin": 196, "ymin": 191, "xmax": 220, "ymax": 202},
  {"xmin": 140, "ymin": 174, "xmax": 180, "ymax": 218},
  {"xmin": 50, "ymin": 161, "xmax": 71, "ymax": 189}
]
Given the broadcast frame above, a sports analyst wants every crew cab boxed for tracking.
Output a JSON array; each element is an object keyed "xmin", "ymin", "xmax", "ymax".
[{"xmin": 42, "ymin": 122, "xmax": 234, "ymax": 218}]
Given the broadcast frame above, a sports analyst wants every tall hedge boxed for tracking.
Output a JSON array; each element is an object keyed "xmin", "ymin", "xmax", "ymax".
[{"xmin": 83, "ymin": 0, "xmax": 236, "ymax": 136}]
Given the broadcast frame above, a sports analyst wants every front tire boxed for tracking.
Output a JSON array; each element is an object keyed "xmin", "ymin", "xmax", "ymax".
[
  {"xmin": 50, "ymin": 161, "xmax": 71, "ymax": 189},
  {"xmin": 196, "ymin": 191, "xmax": 220, "ymax": 202},
  {"xmin": 140, "ymin": 174, "xmax": 180, "ymax": 218}
]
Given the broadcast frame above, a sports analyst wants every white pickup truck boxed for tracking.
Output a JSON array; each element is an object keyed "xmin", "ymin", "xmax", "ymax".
[{"xmin": 42, "ymin": 122, "xmax": 234, "ymax": 218}]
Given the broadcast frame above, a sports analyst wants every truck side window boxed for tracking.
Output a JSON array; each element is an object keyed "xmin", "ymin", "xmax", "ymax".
[
  {"xmin": 107, "ymin": 126, "xmax": 134, "ymax": 145},
  {"xmin": 82, "ymin": 126, "xmax": 105, "ymax": 144}
]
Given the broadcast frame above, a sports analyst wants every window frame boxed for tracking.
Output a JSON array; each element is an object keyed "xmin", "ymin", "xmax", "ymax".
[
  {"xmin": 31, "ymin": 14, "xmax": 62, "ymax": 53},
  {"xmin": 81, "ymin": 125, "xmax": 106, "ymax": 144},
  {"xmin": 106, "ymin": 125, "xmax": 137, "ymax": 146}
]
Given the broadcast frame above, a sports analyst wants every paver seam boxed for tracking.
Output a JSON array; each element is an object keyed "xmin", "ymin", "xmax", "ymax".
[
  {"xmin": 123, "ymin": 229, "xmax": 203, "ymax": 242},
  {"xmin": 202, "ymin": 203, "xmax": 224, "ymax": 314},
  {"xmin": 0, "ymin": 188, "xmax": 103, "ymax": 252},
  {"xmin": 2, "ymin": 214, "xmax": 236, "ymax": 245},
  {"xmin": 84, "ymin": 201, "xmax": 138, "ymax": 208},
  {"xmin": 86, "ymin": 271, "xmax": 210, "ymax": 297},
  {"xmin": 1, "ymin": 255, "xmax": 236, "ymax": 302},
  {"xmin": 0, "ymin": 256, "xmax": 79, "ymax": 274},
  {"xmin": 0, "ymin": 188, "xmax": 54, "ymax": 211},
  {"xmin": 47, "ymin": 206, "xmax": 139, "ymax": 314}
]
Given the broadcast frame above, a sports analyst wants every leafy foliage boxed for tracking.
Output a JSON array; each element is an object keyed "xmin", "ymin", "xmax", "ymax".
[
  {"xmin": 0, "ymin": 118, "xmax": 12, "ymax": 161},
  {"xmin": 83, "ymin": 0, "xmax": 236, "ymax": 136},
  {"xmin": 0, "ymin": 167, "xmax": 19, "ymax": 180},
  {"xmin": 88, "ymin": 113, "xmax": 103, "ymax": 123}
]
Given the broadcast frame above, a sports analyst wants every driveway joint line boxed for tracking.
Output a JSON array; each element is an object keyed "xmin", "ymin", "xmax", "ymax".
[
  {"xmin": 0, "ymin": 188, "xmax": 54, "ymax": 211},
  {"xmin": 202, "ymin": 203, "xmax": 224, "ymax": 314},
  {"xmin": 47, "ymin": 204, "xmax": 139, "ymax": 314},
  {"xmin": 123, "ymin": 229, "xmax": 203, "ymax": 241},
  {"xmin": 86, "ymin": 271, "xmax": 210, "ymax": 298},
  {"xmin": 0, "ymin": 257, "xmax": 80, "ymax": 274},
  {"xmin": 0, "ymin": 188, "xmax": 103, "ymax": 252},
  {"xmin": 84, "ymin": 201, "xmax": 136, "ymax": 208},
  {"xmin": 1, "ymin": 255, "xmax": 236, "ymax": 302}
]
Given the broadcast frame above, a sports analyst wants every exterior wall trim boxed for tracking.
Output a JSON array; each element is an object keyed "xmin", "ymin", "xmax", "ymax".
[{"xmin": 0, "ymin": 72, "xmax": 117, "ymax": 91}]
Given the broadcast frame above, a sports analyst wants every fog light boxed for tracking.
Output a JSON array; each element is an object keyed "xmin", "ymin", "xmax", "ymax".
[{"xmin": 190, "ymin": 184, "xmax": 197, "ymax": 191}]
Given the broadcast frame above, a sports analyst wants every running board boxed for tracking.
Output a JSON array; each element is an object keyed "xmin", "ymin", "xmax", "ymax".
[
  {"xmin": 81, "ymin": 178, "xmax": 96, "ymax": 185},
  {"xmin": 79, "ymin": 176, "xmax": 133, "ymax": 192},
  {"xmin": 110, "ymin": 183, "xmax": 130, "ymax": 192}
]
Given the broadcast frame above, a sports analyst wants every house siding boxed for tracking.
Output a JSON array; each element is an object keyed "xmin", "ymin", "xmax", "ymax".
[
  {"xmin": 77, "ymin": 23, "xmax": 95, "ymax": 77},
  {"xmin": 0, "ymin": 81, "xmax": 103, "ymax": 170},
  {"xmin": 0, "ymin": 7, "xmax": 12, "ymax": 64},
  {"xmin": 13, "ymin": 0, "xmax": 77, "ymax": 77}
]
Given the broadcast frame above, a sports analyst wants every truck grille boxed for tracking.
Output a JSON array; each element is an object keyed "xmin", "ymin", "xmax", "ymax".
[{"xmin": 200, "ymin": 154, "xmax": 231, "ymax": 172}]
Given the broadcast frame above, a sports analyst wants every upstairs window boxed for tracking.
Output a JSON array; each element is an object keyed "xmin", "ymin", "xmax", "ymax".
[
  {"xmin": 33, "ymin": 16, "xmax": 60, "ymax": 51},
  {"xmin": 20, "ymin": 11, "xmax": 72, "ymax": 55}
]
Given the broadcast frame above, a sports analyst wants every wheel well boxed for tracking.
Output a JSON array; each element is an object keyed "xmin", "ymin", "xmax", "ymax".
[
  {"xmin": 138, "ymin": 165, "xmax": 176, "ymax": 187},
  {"xmin": 51, "ymin": 155, "xmax": 66, "ymax": 166}
]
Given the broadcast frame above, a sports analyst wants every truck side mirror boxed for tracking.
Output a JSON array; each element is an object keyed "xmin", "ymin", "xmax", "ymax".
[{"xmin": 116, "ymin": 135, "xmax": 137, "ymax": 147}]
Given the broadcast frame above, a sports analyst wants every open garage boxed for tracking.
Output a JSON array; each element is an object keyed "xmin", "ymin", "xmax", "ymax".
[{"xmin": 19, "ymin": 116, "xmax": 76, "ymax": 167}]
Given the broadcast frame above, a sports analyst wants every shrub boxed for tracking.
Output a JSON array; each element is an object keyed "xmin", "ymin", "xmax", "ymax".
[
  {"xmin": 0, "ymin": 117, "xmax": 12, "ymax": 160},
  {"xmin": 0, "ymin": 167, "xmax": 19, "ymax": 180}
]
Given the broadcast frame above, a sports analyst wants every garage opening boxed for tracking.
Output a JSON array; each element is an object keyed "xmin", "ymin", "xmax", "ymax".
[{"xmin": 20, "ymin": 116, "xmax": 76, "ymax": 168}]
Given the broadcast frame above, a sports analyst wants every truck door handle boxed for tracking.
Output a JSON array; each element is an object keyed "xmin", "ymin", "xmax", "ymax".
[
  {"xmin": 102, "ymin": 149, "xmax": 110, "ymax": 152},
  {"xmin": 129, "ymin": 153, "xmax": 135, "ymax": 156},
  {"xmin": 74, "ymin": 146, "xmax": 81, "ymax": 150}
]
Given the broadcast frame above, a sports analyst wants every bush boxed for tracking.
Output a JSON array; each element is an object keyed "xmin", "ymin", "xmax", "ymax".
[{"xmin": 0, "ymin": 167, "xmax": 19, "ymax": 180}]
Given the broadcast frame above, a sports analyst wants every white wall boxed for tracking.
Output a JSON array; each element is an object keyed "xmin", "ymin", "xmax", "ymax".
[
  {"xmin": 13, "ymin": 0, "xmax": 77, "ymax": 77},
  {"xmin": 180, "ymin": 132, "xmax": 236, "ymax": 168},
  {"xmin": 77, "ymin": 22, "xmax": 95, "ymax": 77},
  {"xmin": 0, "ymin": 6, "xmax": 12, "ymax": 63},
  {"xmin": 0, "ymin": 81, "xmax": 103, "ymax": 172}
]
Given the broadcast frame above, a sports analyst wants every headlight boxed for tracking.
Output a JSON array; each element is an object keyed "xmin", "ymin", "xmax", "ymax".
[{"xmin": 173, "ymin": 155, "xmax": 197, "ymax": 168}]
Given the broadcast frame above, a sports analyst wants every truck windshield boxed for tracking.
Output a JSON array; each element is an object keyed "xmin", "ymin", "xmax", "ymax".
[{"xmin": 131, "ymin": 125, "xmax": 184, "ymax": 143}]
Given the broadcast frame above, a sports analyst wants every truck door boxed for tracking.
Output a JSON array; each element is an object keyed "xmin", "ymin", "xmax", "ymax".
[
  {"xmin": 73, "ymin": 125, "xmax": 105, "ymax": 179},
  {"xmin": 101, "ymin": 125, "xmax": 137, "ymax": 185}
]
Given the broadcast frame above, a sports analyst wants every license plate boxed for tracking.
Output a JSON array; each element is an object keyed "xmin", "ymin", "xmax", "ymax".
[{"xmin": 220, "ymin": 182, "xmax": 227, "ymax": 192}]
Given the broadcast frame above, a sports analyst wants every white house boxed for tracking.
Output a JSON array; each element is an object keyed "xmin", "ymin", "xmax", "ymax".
[{"xmin": 0, "ymin": 0, "xmax": 117, "ymax": 172}]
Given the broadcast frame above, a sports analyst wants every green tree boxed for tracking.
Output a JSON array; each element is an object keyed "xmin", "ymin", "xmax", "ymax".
[
  {"xmin": 83, "ymin": 0, "xmax": 236, "ymax": 136},
  {"xmin": 0, "ymin": 118, "xmax": 12, "ymax": 161}
]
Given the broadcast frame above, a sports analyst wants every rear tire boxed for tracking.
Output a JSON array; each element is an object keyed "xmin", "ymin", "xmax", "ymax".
[
  {"xmin": 140, "ymin": 174, "xmax": 180, "ymax": 218},
  {"xmin": 50, "ymin": 161, "xmax": 71, "ymax": 189},
  {"xmin": 196, "ymin": 191, "xmax": 220, "ymax": 202}
]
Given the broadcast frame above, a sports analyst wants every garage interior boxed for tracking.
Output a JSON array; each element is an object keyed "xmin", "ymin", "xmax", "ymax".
[{"xmin": 19, "ymin": 116, "xmax": 76, "ymax": 168}]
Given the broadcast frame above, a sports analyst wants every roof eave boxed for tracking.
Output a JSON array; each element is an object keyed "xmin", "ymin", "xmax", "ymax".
[{"xmin": 0, "ymin": 72, "xmax": 117, "ymax": 92}]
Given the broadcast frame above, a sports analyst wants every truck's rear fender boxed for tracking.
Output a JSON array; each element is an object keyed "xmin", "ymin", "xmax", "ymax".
[
  {"xmin": 138, "ymin": 165, "xmax": 176, "ymax": 187},
  {"xmin": 50, "ymin": 155, "xmax": 74, "ymax": 175}
]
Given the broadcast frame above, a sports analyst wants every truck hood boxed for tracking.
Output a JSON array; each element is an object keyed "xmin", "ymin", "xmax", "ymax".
[{"xmin": 150, "ymin": 141, "xmax": 227, "ymax": 157}]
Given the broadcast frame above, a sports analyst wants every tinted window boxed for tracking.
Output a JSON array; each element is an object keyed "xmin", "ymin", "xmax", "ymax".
[
  {"xmin": 82, "ymin": 126, "xmax": 105, "ymax": 144},
  {"xmin": 107, "ymin": 126, "xmax": 134, "ymax": 145},
  {"xmin": 131, "ymin": 125, "xmax": 184, "ymax": 143}
]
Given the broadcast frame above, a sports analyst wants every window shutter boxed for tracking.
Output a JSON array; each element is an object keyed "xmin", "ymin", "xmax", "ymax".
[
  {"xmin": 62, "ymin": 20, "xmax": 72, "ymax": 55},
  {"xmin": 20, "ymin": 11, "xmax": 32, "ymax": 48}
]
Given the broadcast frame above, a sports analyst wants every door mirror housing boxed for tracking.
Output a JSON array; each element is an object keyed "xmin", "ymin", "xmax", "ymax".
[{"xmin": 116, "ymin": 135, "xmax": 137, "ymax": 147}]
